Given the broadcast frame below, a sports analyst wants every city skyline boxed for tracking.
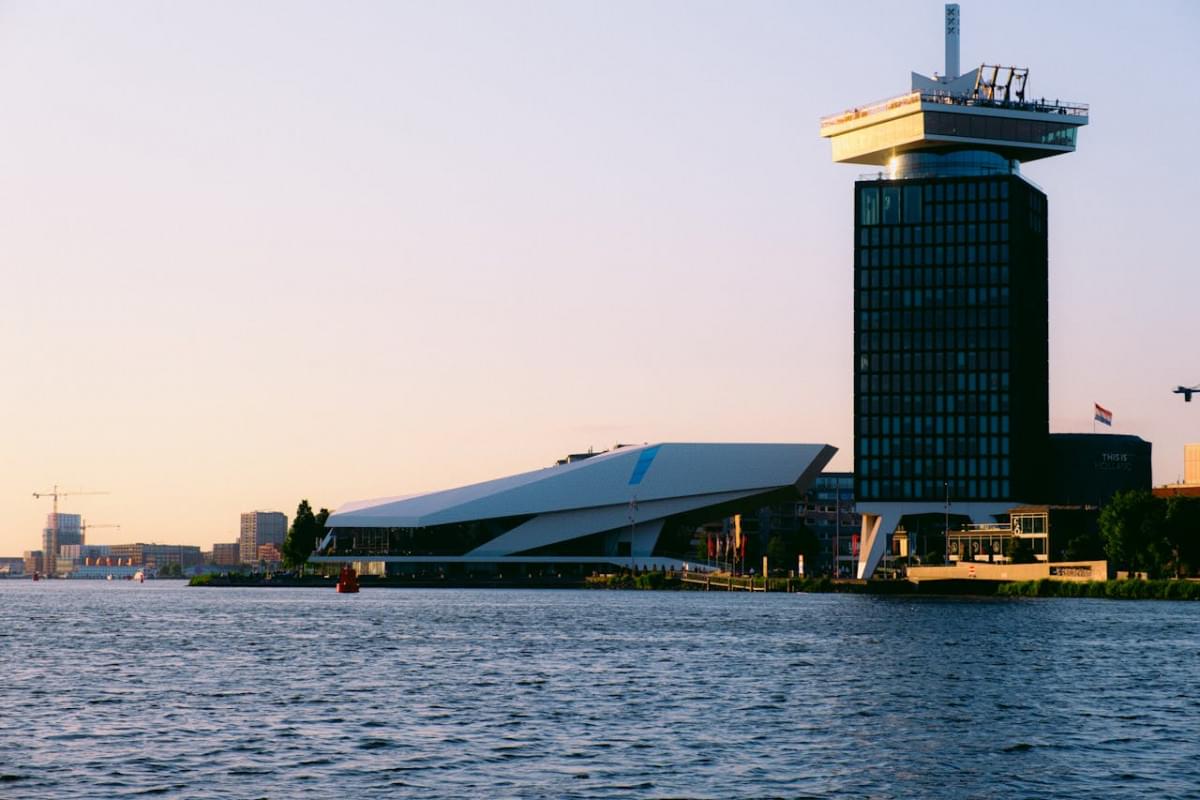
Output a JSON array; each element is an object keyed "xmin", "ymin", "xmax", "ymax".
[{"xmin": 3, "ymin": 1, "xmax": 1198, "ymax": 554}]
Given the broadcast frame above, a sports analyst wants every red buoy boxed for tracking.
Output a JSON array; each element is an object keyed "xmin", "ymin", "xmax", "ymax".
[{"xmin": 336, "ymin": 564, "xmax": 359, "ymax": 593}]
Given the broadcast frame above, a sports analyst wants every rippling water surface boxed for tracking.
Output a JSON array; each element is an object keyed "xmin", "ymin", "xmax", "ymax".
[{"xmin": 1, "ymin": 582, "xmax": 1198, "ymax": 798}]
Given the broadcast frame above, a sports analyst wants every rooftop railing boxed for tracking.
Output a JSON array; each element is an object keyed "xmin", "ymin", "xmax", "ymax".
[
  {"xmin": 857, "ymin": 164, "xmax": 1018, "ymax": 182},
  {"xmin": 821, "ymin": 90, "xmax": 1088, "ymax": 129},
  {"xmin": 920, "ymin": 91, "xmax": 1088, "ymax": 118},
  {"xmin": 820, "ymin": 91, "xmax": 923, "ymax": 129}
]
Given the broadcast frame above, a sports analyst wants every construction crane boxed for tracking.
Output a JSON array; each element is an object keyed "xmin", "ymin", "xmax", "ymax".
[
  {"xmin": 32, "ymin": 486, "xmax": 110, "ymax": 575},
  {"xmin": 32, "ymin": 485, "xmax": 109, "ymax": 519},
  {"xmin": 81, "ymin": 521, "xmax": 120, "ymax": 542},
  {"xmin": 1175, "ymin": 384, "xmax": 1199, "ymax": 402}
]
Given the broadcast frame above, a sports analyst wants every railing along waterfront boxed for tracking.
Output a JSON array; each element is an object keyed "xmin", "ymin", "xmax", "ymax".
[{"xmin": 681, "ymin": 572, "xmax": 768, "ymax": 592}]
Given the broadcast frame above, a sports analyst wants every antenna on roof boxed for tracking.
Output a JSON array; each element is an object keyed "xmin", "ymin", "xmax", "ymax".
[{"xmin": 945, "ymin": 4, "xmax": 960, "ymax": 80}]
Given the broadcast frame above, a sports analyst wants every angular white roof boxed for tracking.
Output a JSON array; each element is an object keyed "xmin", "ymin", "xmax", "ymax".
[{"xmin": 328, "ymin": 442, "xmax": 835, "ymax": 529}]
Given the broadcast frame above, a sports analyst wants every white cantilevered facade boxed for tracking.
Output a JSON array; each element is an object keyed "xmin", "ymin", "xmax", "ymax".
[{"xmin": 312, "ymin": 442, "xmax": 835, "ymax": 573}]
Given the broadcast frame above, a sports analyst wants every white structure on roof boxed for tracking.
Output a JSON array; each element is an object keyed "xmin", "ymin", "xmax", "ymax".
[{"xmin": 313, "ymin": 442, "xmax": 836, "ymax": 572}]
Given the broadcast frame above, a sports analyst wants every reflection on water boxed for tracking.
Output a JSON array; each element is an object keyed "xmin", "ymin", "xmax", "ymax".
[{"xmin": 0, "ymin": 582, "xmax": 1197, "ymax": 799}]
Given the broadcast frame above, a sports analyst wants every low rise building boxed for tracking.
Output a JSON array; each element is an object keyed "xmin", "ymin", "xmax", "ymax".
[
  {"xmin": 1045, "ymin": 434, "xmax": 1152, "ymax": 506},
  {"xmin": 60, "ymin": 544, "xmax": 111, "ymax": 560},
  {"xmin": 256, "ymin": 543, "xmax": 283, "ymax": 566},
  {"xmin": 1154, "ymin": 444, "xmax": 1200, "ymax": 498},
  {"xmin": 23, "ymin": 550, "xmax": 43, "ymax": 576},
  {"xmin": 106, "ymin": 543, "xmax": 203, "ymax": 570},
  {"xmin": 890, "ymin": 504, "xmax": 1101, "ymax": 566},
  {"xmin": 70, "ymin": 564, "xmax": 142, "ymax": 579},
  {"xmin": 211, "ymin": 542, "xmax": 241, "ymax": 567},
  {"xmin": 0, "ymin": 557, "xmax": 24, "ymax": 576}
]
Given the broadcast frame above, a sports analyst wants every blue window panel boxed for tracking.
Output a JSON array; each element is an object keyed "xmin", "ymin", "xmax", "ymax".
[{"xmin": 628, "ymin": 446, "xmax": 661, "ymax": 486}]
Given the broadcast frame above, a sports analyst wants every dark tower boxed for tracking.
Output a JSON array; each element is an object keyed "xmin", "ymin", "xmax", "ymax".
[{"xmin": 819, "ymin": 4, "xmax": 1087, "ymax": 575}]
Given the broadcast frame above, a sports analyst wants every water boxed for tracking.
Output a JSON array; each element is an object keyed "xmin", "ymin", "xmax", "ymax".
[{"xmin": 1, "ymin": 582, "xmax": 1198, "ymax": 799}]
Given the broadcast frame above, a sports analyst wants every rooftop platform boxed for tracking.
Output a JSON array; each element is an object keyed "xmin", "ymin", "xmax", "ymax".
[{"xmin": 820, "ymin": 89, "xmax": 1088, "ymax": 166}]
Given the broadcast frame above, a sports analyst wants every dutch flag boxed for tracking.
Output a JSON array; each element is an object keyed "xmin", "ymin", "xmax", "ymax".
[{"xmin": 1094, "ymin": 403, "xmax": 1113, "ymax": 427}]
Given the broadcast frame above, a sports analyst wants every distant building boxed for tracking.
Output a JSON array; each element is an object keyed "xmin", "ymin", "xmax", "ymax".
[
  {"xmin": 41, "ymin": 513, "xmax": 82, "ymax": 576},
  {"xmin": 1188, "ymin": 444, "xmax": 1200, "ymax": 486},
  {"xmin": 1156, "ymin": 448, "xmax": 1200, "ymax": 496},
  {"xmin": 105, "ymin": 543, "xmax": 203, "ymax": 570},
  {"xmin": 554, "ymin": 450, "xmax": 603, "ymax": 466},
  {"xmin": 240, "ymin": 512, "xmax": 287, "ymax": 565},
  {"xmin": 717, "ymin": 472, "xmax": 861, "ymax": 577},
  {"xmin": 212, "ymin": 542, "xmax": 240, "ymax": 567},
  {"xmin": 23, "ymin": 550, "xmax": 44, "ymax": 576},
  {"xmin": 70, "ymin": 564, "xmax": 142, "ymax": 580},
  {"xmin": 1045, "ymin": 434, "xmax": 1152, "ymax": 506},
  {"xmin": 800, "ymin": 472, "xmax": 861, "ymax": 577},
  {"xmin": 60, "ymin": 544, "xmax": 111, "ymax": 560},
  {"xmin": 1155, "ymin": 444, "xmax": 1200, "ymax": 498},
  {"xmin": 256, "ymin": 543, "xmax": 283, "ymax": 566},
  {"xmin": 0, "ymin": 557, "xmax": 24, "ymax": 576},
  {"xmin": 1155, "ymin": 485, "xmax": 1200, "ymax": 499},
  {"xmin": 54, "ymin": 544, "xmax": 124, "ymax": 576}
]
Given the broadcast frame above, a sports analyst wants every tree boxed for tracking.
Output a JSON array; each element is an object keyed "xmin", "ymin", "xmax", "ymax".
[
  {"xmin": 766, "ymin": 535, "xmax": 796, "ymax": 571},
  {"xmin": 766, "ymin": 525, "xmax": 820, "ymax": 574},
  {"xmin": 1165, "ymin": 496, "xmax": 1200, "ymax": 577},
  {"xmin": 282, "ymin": 500, "xmax": 332, "ymax": 570},
  {"xmin": 1099, "ymin": 490, "xmax": 1168, "ymax": 577},
  {"xmin": 1062, "ymin": 529, "xmax": 1104, "ymax": 562}
]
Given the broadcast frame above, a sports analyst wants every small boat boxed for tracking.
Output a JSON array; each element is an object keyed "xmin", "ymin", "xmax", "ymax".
[
  {"xmin": 336, "ymin": 564, "xmax": 360, "ymax": 593},
  {"xmin": 134, "ymin": 570, "xmax": 145, "ymax": 583}
]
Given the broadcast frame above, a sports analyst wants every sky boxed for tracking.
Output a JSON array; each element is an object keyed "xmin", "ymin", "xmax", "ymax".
[{"xmin": 1, "ymin": 1, "xmax": 1198, "ymax": 554}]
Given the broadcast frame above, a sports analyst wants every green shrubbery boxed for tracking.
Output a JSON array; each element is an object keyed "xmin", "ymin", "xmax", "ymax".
[
  {"xmin": 996, "ymin": 578, "xmax": 1200, "ymax": 600},
  {"xmin": 584, "ymin": 572, "xmax": 684, "ymax": 590},
  {"xmin": 767, "ymin": 576, "xmax": 836, "ymax": 593}
]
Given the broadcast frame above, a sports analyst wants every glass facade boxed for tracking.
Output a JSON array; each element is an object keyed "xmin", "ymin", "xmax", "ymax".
[
  {"xmin": 923, "ymin": 111, "xmax": 1078, "ymax": 148},
  {"xmin": 854, "ymin": 173, "xmax": 1048, "ymax": 503}
]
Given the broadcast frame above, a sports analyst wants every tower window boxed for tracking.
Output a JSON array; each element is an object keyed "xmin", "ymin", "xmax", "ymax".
[{"xmin": 860, "ymin": 188, "xmax": 880, "ymax": 225}]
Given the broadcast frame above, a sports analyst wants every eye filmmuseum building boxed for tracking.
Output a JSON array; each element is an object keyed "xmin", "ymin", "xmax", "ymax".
[
  {"xmin": 312, "ymin": 443, "xmax": 835, "ymax": 575},
  {"xmin": 821, "ymin": 5, "xmax": 1148, "ymax": 577}
]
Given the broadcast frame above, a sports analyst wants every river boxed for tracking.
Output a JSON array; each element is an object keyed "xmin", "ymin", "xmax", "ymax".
[{"xmin": 1, "ymin": 581, "xmax": 1197, "ymax": 798}]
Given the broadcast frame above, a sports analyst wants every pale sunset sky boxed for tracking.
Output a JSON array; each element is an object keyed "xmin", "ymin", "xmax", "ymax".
[{"xmin": 2, "ymin": 1, "xmax": 1197, "ymax": 554}]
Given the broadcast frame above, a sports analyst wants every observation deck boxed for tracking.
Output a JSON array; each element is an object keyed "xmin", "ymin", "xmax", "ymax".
[{"xmin": 819, "ymin": 84, "xmax": 1088, "ymax": 167}]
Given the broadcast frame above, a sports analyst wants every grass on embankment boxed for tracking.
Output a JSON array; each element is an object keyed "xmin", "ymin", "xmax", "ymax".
[
  {"xmin": 583, "ymin": 573, "xmax": 917, "ymax": 594},
  {"xmin": 996, "ymin": 578, "xmax": 1200, "ymax": 600}
]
